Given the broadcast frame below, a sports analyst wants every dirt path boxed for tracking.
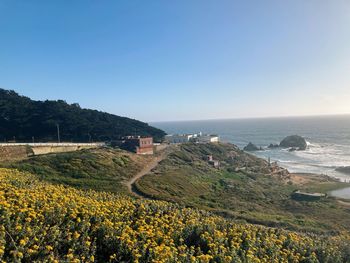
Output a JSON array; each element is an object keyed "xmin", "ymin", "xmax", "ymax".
[{"xmin": 126, "ymin": 148, "xmax": 171, "ymax": 198}]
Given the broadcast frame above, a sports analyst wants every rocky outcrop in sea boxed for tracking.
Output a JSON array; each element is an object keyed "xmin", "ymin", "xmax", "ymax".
[
  {"xmin": 280, "ymin": 135, "xmax": 307, "ymax": 151},
  {"xmin": 244, "ymin": 142, "xmax": 261, "ymax": 151}
]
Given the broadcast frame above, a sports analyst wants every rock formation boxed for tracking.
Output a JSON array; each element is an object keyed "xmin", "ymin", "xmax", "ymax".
[
  {"xmin": 268, "ymin": 143, "xmax": 279, "ymax": 149},
  {"xmin": 244, "ymin": 142, "xmax": 260, "ymax": 151},
  {"xmin": 280, "ymin": 135, "xmax": 307, "ymax": 151}
]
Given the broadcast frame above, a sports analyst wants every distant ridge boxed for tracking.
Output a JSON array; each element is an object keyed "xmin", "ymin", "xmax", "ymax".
[{"xmin": 0, "ymin": 89, "xmax": 165, "ymax": 142}]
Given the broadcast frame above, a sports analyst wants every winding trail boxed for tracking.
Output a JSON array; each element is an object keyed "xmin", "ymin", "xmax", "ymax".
[{"xmin": 126, "ymin": 147, "xmax": 172, "ymax": 198}]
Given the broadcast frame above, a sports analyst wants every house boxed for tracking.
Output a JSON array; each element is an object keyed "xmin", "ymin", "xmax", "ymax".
[{"xmin": 122, "ymin": 136, "xmax": 154, "ymax": 155}]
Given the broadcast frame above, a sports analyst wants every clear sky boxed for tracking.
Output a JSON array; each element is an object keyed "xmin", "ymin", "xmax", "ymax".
[{"xmin": 1, "ymin": 1, "xmax": 350, "ymax": 122}]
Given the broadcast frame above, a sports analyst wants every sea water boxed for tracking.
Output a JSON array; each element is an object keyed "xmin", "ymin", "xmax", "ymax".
[{"xmin": 152, "ymin": 115, "xmax": 350, "ymax": 183}]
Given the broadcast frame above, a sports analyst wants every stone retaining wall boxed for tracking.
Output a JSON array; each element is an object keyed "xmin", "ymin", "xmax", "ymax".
[{"xmin": 0, "ymin": 143, "xmax": 104, "ymax": 161}]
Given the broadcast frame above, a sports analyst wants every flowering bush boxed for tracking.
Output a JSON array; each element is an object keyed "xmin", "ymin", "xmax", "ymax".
[{"xmin": 0, "ymin": 168, "xmax": 349, "ymax": 262}]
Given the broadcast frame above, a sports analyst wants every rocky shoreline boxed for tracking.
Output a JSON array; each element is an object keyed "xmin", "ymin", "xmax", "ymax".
[{"xmin": 243, "ymin": 135, "xmax": 308, "ymax": 152}]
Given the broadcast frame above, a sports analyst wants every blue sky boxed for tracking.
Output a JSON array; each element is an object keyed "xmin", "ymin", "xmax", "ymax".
[{"xmin": 1, "ymin": 1, "xmax": 350, "ymax": 122}]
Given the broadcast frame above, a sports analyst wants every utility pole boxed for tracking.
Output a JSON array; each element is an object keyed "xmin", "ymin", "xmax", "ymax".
[{"xmin": 56, "ymin": 123, "xmax": 61, "ymax": 143}]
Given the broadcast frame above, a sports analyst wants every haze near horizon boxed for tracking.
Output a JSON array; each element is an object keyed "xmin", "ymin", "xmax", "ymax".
[{"xmin": 1, "ymin": 1, "xmax": 350, "ymax": 122}]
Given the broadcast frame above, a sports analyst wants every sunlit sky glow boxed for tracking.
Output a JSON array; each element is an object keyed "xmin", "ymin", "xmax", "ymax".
[{"xmin": 1, "ymin": 1, "xmax": 350, "ymax": 122}]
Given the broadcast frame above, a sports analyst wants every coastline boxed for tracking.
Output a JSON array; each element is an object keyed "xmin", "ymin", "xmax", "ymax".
[
  {"xmin": 154, "ymin": 116, "xmax": 350, "ymax": 183},
  {"xmin": 290, "ymin": 172, "xmax": 350, "ymax": 200}
]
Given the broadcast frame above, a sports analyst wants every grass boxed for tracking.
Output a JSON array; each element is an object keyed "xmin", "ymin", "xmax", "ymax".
[
  {"xmin": 0, "ymin": 147, "xmax": 152, "ymax": 195},
  {"xmin": 135, "ymin": 143, "xmax": 350, "ymax": 233},
  {"xmin": 2, "ymin": 143, "xmax": 349, "ymax": 234}
]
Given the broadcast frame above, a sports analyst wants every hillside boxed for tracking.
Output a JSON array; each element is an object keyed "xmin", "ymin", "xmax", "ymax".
[
  {"xmin": 1, "ymin": 168, "xmax": 349, "ymax": 262},
  {"xmin": 6, "ymin": 144, "xmax": 350, "ymax": 236},
  {"xmin": 1, "ymin": 148, "xmax": 153, "ymax": 195},
  {"xmin": 0, "ymin": 89, "xmax": 165, "ymax": 142},
  {"xmin": 5, "ymin": 143, "xmax": 350, "ymax": 235},
  {"xmin": 135, "ymin": 143, "xmax": 350, "ymax": 233}
]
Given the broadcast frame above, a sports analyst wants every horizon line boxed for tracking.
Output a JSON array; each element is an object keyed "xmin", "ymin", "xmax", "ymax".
[{"xmin": 149, "ymin": 113, "xmax": 350, "ymax": 124}]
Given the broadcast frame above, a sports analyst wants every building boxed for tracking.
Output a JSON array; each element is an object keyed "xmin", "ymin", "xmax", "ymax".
[
  {"xmin": 165, "ymin": 132, "xmax": 219, "ymax": 144},
  {"xmin": 209, "ymin": 159, "xmax": 220, "ymax": 168},
  {"xmin": 196, "ymin": 134, "xmax": 219, "ymax": 143},
  {"xmin": 165, "ymin": 133, "xmax": 200, "ymax": 144},
  {"xmin": 207, "ymin": 155, "xmax": 220, "ymax": 168},
  {"xmin": 122, "ymin": 136, "xmax": 154, "ymax": 155}
]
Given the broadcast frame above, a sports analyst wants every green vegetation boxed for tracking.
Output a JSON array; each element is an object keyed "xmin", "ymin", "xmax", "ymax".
[
  {"xmin": 2, "ymin": 142, "xmax": 349, "ymax": 235},
  {"xmin": 2, "ymin": 168, "xmax": 350, "ymax": 263},
  {"xmin": 1, "ymin": 148, "xmax": 152, "ymax": 194},
  {"xmin": 0, "ymin": 89, "xmax": 165, "ymax": 142},
  {"xmin": 135, "ymin": 143, "xmax": 350, "ymax": 233}
]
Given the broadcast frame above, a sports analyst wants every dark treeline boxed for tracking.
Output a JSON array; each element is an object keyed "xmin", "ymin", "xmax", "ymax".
[{"xmin": 0, "ymin": 89, "xmax": 165, "ymax": 142}]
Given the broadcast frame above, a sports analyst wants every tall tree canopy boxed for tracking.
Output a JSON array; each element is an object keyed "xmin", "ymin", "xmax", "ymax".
[{"xmin": 0, "ymin": 89, "xmax": 165, "ymax": 142}]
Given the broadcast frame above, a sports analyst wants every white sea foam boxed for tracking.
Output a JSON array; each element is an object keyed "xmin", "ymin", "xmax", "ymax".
[{"xmin": 154, "ymin": 115, "xmax": 350, "ymax": 182}]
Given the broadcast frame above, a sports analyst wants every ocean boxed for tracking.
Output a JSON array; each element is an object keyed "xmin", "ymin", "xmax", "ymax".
[{"xmin": 152, "ymin": 115, "xmax": 350, "ymax": 183}]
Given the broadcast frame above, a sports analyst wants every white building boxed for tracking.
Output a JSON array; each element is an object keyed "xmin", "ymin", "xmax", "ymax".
[
  {"xmin": 196, "ymin": 135, "xmax": 219, "ymax": 143},
  {"xmin": 165, "ymin": 132, "xmax": 219, "ymax": 144},
  {"xmin": 165, "ymin": 133, "xmax": 197, "ymax": 143}
]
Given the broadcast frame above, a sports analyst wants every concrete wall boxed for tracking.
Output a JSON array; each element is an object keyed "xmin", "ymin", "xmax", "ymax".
[
  {"xmin": 31, "ymin": 145, "xmax": 99, "ymax": 155},
  {"xmin": 154, "ymin": 143, "xmax": 168, "ymax": 152},
  {"xmin": 0, "ymin": 143, "xmax": 105, "ymax": 160},
  {"xmin": 0, "ymin": 146, "xmax": 33, "ymax": 161},
  {"xmin": 0, "ymin": 143, "xmax": 105, "ymax": 147}
]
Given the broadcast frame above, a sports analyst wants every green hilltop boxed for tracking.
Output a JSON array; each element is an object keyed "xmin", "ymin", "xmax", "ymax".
[{"xmin": 0, "ymin": 89, "xmax": 165, "ymax": 142}]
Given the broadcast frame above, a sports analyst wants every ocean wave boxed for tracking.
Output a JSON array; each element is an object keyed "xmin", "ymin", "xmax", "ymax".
[
  {"xmin": 296, "ymin": 143, "xmax": 347, "ymax": 156},
  {"xmin": 277, "ymin": 160, "xmax": 330, "ymax": 169},
  {"xmin": 276, "ymin": 160, "xmax": 295, "ymax": 163}
]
